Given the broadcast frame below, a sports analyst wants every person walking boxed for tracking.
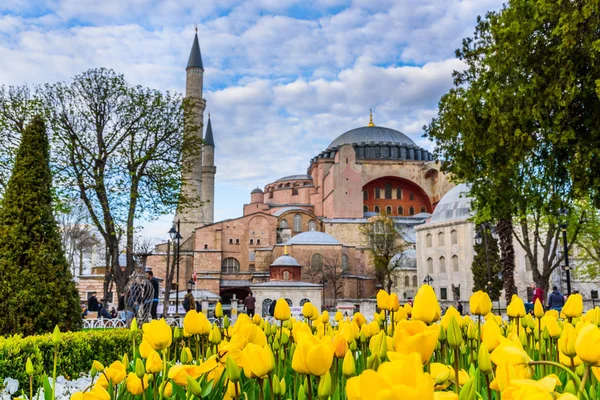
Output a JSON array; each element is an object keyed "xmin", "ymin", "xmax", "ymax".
[
  {"xmin": 147, "ymin": 271, "xmax": 160, "ymax": 319},
  {"xmin": 547, "ymin": 286, "xmax": 565, "ymax": 311},
  {"xmin": 244, "ymin": 292, "xmax": 256, "ymax": 317},
  {"xmin": 183, "ymin": 289, "xmax": 195, "ymax": 313},
  {"xmin": 88, "ymin": 292, "xmax": 99, "ymax": 312}
]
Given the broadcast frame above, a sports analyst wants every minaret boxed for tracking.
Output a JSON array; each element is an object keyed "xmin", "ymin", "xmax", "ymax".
[
  {"xmin": 201, "ymin": 114, "xmax": 216, "ymax": 224},
  {"xmin": 177, "ymin": 29, "xmax": 206, "ymax": 239}
]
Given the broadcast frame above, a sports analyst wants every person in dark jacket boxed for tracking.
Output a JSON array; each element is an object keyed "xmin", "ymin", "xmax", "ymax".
[
  {"xmin": 147, "ymin": 271, "xmax": 160, "ymax": 319},
  {"xmin": 547, "ymin": 286, "xmax": 565, "ymax": 311},
  {"xmin": 244, "ymin": 292, "xmax": 256, "ymax": 317},
  {"xmin": 88, "ymin": 292, "xmax": 99, "ymax": 312},
  {"xmin": 268, "ymin": 300, "xmax": 276, "ymax": 317}
]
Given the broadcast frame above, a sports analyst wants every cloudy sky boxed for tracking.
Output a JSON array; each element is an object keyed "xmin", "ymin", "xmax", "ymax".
[{"xmin": 1, "ymin": 0, "xmax": 504, "ymax": 242}]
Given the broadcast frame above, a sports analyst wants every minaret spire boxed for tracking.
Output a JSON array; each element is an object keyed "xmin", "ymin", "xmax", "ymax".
[
  {"xmin": 187, "ymin": 29, "xmax": 204, "ymax": 70},
  {"xmin": 205, "ymin": 113, "xmax": 215, "ymax": 147},
  {"xmin": 368, "ymin": 109, "xmax": 375, "ymax": 127}
]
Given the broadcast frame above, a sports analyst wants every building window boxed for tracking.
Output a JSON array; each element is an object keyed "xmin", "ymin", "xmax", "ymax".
[
  {"xmin": 221, "ymin": 258, "xmax": 240, "ymax": 274},
  {"xmin": 249, "ymin": 263, "xmax": 255, "ymax": 272},
  {"xmin": 262, "ymin": 299, "xmax": 273, "ymax": 317},
  {"xmin": 342, "ymin": 254, "xmax": 349, "ymax": 272},
  {"xmin": 229, "ymin": 238, "xmax": 233, "ymax": 244},
  {"xmin": 438, "ymin": 231, "xmax": 445, "ymax": 246},
  {"xmin": 420, "ymin": 206, "xmax": 427, "ymax": 213},
  {"xmin": 374, "ymin": 205, "xmax": 380, "ymax": 214},
  {"xmin": 299, "ymin": 298, "xmax": 310, "ymax": 306},
  {"xmin": 363, "ymin": 205, "xmax": 369, "ymax": 213},
  {"xmin": 257, "ymin": 239, "xmax": 261, "ymax": 245},
  {"xmin": 451, "ymin": 230, "xmax": 458, "ymax": 245},
  {"xmin": 293, "ymin": 214, "xmax": 302, "ymax": 232},
  {"xmin": 311, "ymin": 253, "xmax": 323, "ymax": 270},
  {"xmin": 308, "ymin": 220, "xmax": 317, "ymax": 231},
  {"xmin": 409, "ymin": 207, "xmax": 415, "ymax": 215},
  {"xmin": 363, "ymin": 190, "xmax": 368, "ymax": 201},
  {"xmin": 412, "ymin": 275, "xmax": 417, "ymax": 287},
  {"xmin": 250, "ymin": 239, "xmax": 254, "ymax": 244},
  {"xmin": 236, "ymin": 238, "xmax": 240, "ymax": 244},
  {"xmin": 440, "ymin": 288, "xmax": 447, "ymax": 300},
  {"xmin": 439, "ymin": 256, "xmax": 446, "ymax": 273},
  {"xmin": 452, "ymin": 255, "xmax": 459, "ymax": 272},
  {"xmin": 375, "ymin": 188, "xmax": 381, "ymax": 199},
  {"xmin": 204, "ymin": 244, "xmax": 208, "ymax": 249},
  {"xmin": 396, "ymin": 188, "xmax": 402, "ymax": 199},
  {"xmin": 385, "ymin": 183, "xmax": 392, "ymax": 199},
  {"xmin": 386, "ymin": 206, "xmax": 392, "ymax": 215},
  {"xmin": 404, "ymin": 276, "xmax": 410, "ymax": 287},
  {"xmin": 409, "ymin": 192, "xmax": 415, "ymax": 201},
  {"xmin": 292, "ymin": 187, "xmax": 298, "ymax": 195},
  {"xmin": 397, "ymin": 206, "xmax": 403, "ymax": 215},
  {"xmin": 426, "ymin": 233, "xmax": 432, "ymax": 247},
  {"xmin": 279, "ymin": 219, "xmax": 288, "ymax": 229},
  {"xmin": 283, "ymin": 270, "xmax": 290, "ymax": 280},
  {"xmin": 427, "ymin": 257, "xmax": 433, "ymax": 273}
]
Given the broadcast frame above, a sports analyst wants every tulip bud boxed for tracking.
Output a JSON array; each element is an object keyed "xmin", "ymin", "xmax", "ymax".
[
  {"xmin": 279, "ymin": 377, "xmax": 286, "ymax": 396},
  {"xmin": 273, "ymin": 336, "xmax": 280, "ymax": 351},
  {"xmin": 186, "ymin": 375, "xmax": 203, "ymax": 396},
  {"xmin": 534, "ymin": 299, "xmax": 544, "ymax": 318},
  {"xmin": 447, "ymin": 316, "xmax": 463, "ymax": 349},
  {"xmin": 367, "ymin": 354, "xmax": 380, "ymax": 370},
  {"xmin": 350, "ymin": 339, "xmax": 357, "ymax": 352},
  {"xmin": 342, "ymin": 350, "xmax": 355, "ymax": 377},
  {"xmin": 519, "ymin": 329, "xmax": 527, "ymax": 347},
  {"xmin": 439, "ymin": 325, "xmax": 447, "ymax": 342},
  {"xmin": 298, "ymin": 384, "xmax": 307, "ymax": 400},
  {"xmin": 122, "ymin": 353, "xmax": 129, "ymax": 367},
  {"xmin": 173, "ymin": 327, "xmax": 181, "ymax": 340},
  {"xmin": 206, "ymin": 347, "xmax": 213, "ymax": 358},
  {"xmin": 215, "ymin": 302, "xmax": 223, "ymax": 318},
  {"xmin": 576, "ymin": 363, "xmax": 585, "ymax": 378},
  {"xmin": 130, "ymin": 318, "xmax": 138, "ymax": 332},
  {"xmin": 161, "ymin": 382, "xmax": 173, "ymax": 398},
  {"xmin": 209, "ymin": 324, "xmax": 221, "ymax": 345},
  {"xmin": 564, "ymin": 380, "xmax": 577, "ymax": 395},
  {"xmin": 180, "ymin": 348, "xmax": 189, "ymax": 364},
  {"xmin": 52, "ymin": 325, "xmax": 61, "ymax": 345},
  {"xmin": 467, "ymin": 321, "xmax": 477, "ymax": 340},
  {"xmin": 26, "ymin": 358, "xmax": 34, "ymax": 376},
  {"xmin": 478, "ymin": 344, "xmax": 492, "ymax": 374},
  {"xmin": 92, "ymin": 360, "xmax": 105, "ymax": 373},
  {"xmin": 135, "ymin": 359, "xmax": 145, "ymax": 378},
  {"xmin": 359, "ymin": 331, "xmax": 367, "ymax": 343},
  {"xmin": 223, "ymin": 315, "xmax": 231, "ymax": 329},
  {"xmin": 272, "ymin": 374, "xmax": 281, "ymax": 396},
  {"xmin": 542, "ymin": 326, "xmax": 550, "ymax": 340},
  {"xmin": 458, "ymin": 376, "xmax": 477, "ymax": 400},
  {"xmin": 279, "ymin": 348, "xmax": 285, "ymax": 363},
  {"xmin": 226, "ymin": 356, "xmax": 241, "ymax": 383},
  {"xmin": 281, "ymin": 332, "xmax": 289, "ymax": 345},
  {"xmin": 318, "ymin": 371, "xmax": 332, "ymax": 399},
  {"xmin": 460, "ymin": 343, "xmax": 467, "ymax": 356}
]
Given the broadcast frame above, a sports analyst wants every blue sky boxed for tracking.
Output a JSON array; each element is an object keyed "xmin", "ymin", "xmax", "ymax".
[{"xmin": 0, "ymin": 0, "xmax": 504, "ymax": 242}]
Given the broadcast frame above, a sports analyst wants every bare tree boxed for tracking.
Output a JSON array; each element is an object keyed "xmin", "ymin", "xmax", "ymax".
[
  {"xmin": 59, "ymin": 201, "xmax": 100, "ymax": 276},
  {"xmin": 322, "ymin": 254, "xmax": 344, "ymax": 307}
]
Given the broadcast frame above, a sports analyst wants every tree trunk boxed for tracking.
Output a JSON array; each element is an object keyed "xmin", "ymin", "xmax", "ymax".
[{"xmin": 497, "ymin": 217, "xmax": 517, "ymax": 303}]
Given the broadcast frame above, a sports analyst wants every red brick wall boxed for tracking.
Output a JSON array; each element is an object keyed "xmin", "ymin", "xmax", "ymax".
[{"xmin": 362, "ymin": 177, "xmax": 432, "ymax": 215}]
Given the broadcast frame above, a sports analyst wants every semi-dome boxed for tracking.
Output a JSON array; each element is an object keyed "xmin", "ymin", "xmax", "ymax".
[
  {"xmin": 286, "ymin": 231, "xmax": 340, "ymax": 245},
  {"xmin": 271, "ymin": 254, "xmax": 301, "ymax": 267},
  {"xmin": 327, "ymin": 126, "xmax": 416, "ymax": 150},
  {"xmin": 251, "ymin": 187, "xmax": 263, "ymax": 194},
  {"xmin": 430, "ymin": 183, "xmax": 472, "ymax": 223},
  {"xmin": 275, "ymin": 174, "xmax": 312, "ymax": 182}
]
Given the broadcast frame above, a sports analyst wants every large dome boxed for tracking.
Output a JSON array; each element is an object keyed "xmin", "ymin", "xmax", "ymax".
[
  {"xmin": 327, "ymin": 126, "xmax": 416, "ymax": 150},
  {"xmin": 286, "ymin": 231, "xmax": 340, "ymax": 245},
  {"xmin": 430, "ymin": 184, "xmax": 473, "ymax": 223}
]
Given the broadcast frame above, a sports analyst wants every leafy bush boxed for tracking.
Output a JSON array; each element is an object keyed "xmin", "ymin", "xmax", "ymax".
[{"xmin": 0, "ymin": 329, "xmax": 141, "ymax": 391}]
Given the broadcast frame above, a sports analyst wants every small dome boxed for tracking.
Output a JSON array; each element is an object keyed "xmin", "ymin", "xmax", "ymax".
[
  {"xmin": 286, "ymin": 231, "xmax": 340, "ymax": 245},
  {"xmin": 327, "ymin": 126, "xmax": 416, "ymax": 150},
  {"xmin": 271, "ymin": 254, "xmax": 301, "ymax": 267},
  {"xmin": 251, "ymin": 187, "xmax": 263, "ymax": 194},
  {"xmin": 430, "ymin": 184, "xmax": 472, "ymax": 223},
  {"xmin": 275, "ymin": 174, "xmax": 312, "ymax": 182}
]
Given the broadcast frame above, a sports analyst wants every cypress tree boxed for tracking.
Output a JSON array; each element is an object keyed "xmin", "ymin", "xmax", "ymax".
[
  {"xmin": 471, "ymin": 225, "xmax": 503, "ymax": 301},
  {"xmin": 0, "ymin": 115, "xmax": 82, "ymax": 336}
]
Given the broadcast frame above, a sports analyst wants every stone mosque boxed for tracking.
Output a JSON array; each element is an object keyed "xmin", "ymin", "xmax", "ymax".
[{"xmin": 141, "ymin": 32, "xmax": 457, "ymax": 315}]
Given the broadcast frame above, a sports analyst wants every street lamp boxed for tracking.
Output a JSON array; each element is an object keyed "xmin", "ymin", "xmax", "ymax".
[
  {"xmin": 423, "ymin": 274, "xmax": 433, "ymax": 286},
  {"xmin": 474, "ymin": 223, "xmax": 496, "ymax": 296},
  {"xmin": 168, "ymin": 220, "xmax": 183, "ymax": 317},
  {"xmin": 559, "ymin": 208, "xmax": 572, "ymax": 296}
]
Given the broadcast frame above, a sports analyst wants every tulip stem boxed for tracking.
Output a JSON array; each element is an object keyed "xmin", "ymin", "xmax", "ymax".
[
  {"xmin": 52, "ymin": 345, "xmax": 58, "ymax": 400},
  {"xmin": 258, "ymin": 378, "xmax": 265, "ymax": 400},
  {"xmin": 307, "ymin": 375, "xmax": 314, "ymax": 400},
  {"xmin": 453, "ymin": 348, "xmax": 459, "ymax": 395},
  {"xmin": 580, "ymin": 365, "xmax": 591, "ymax": 396},
  {"xmin": 29, "ymin": 375, "xmax": 33, "ymax": 400},
  {"xmin": 528, "ymin": 361, "xmax": 589, "ymax": 400},
  {"xmin": 484, "ymin": 374, "xmax": 491, "ymax": 400},
  {"xmin": 158, "ymin": 349, "xmax": 167, "ymax": 400}
]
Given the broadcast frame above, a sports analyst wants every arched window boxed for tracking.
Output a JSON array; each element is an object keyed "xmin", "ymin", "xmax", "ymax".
[
  {"xmin": 308, "ymin": 220, "xmax": 317, "ymax": 231},
  {"xmin": 262, "ymin": 299, "xmax": 273, "ymax": 317},
  {"xmin": 283, "ymin": 270, "xmax": 290, "ymax": 280},
  {"xmin": 409, "ymin": 207, "xmax": 415, "ymax": 215},
  {"xmin": 438, "ymin": 231, "xmax": 445, "ymax": 246},
  {"xmin": 452, "ymin": 255, "xmax": 459, "ymax": 272},
  {"xmin": 398, "ymin": 206, "xmax": 404, "ymax": 215},
  {"xmin": 409, "ymin": 192, "xmax": 415, "ymax": 200},
  {"xmin": 363, "ymin": 205, "xmax": 369, "ymax": 213},
  {"xmin": 279, "ymin": 219, "xmax": 288, "ymax": 229},
  {"xmin": 342, "ymin": 254, "xmax": 349, "ymax": 272},
  {"xmin": 426, "ymin": 233, "xmax": 432, "ymax": 248},
  {"xmin": 427, "ymin": 257, "xmax": 433, "ymax": 273},
  {"xmin": 293, "ymin": 214, "xmax": 302, "ymax": 232},
  {"xmin": 404, "ymin": 276, "xmax": 410, "ymax": 287},
  {"xmin": 439, "ymin": 256, "xmax": 446, "ymax": 273},
  {"xmin": 386, "ymin": 206, "xmax": 392, "ymax": 215},
  {"xmin": 311, "ymin": 253, "xmax": 323, "ymax": 270},
  {"xmin": 299, "ymin": 298, "xmax": 310, "ymax": 306},
  {"xmin": 396, "ymin": 188, "xmax": 402, "ymax": 199},
  {"xmin": 221, "ymin": 258, "xmax": 240, "ymax": 274},
  {"xmin": 375, "ymin": 188, "xmax": 381, "ymax": 199},
  {"xmin": 451, "ymin": 230, "xmax": 458, "ymax": 245},
  {"xmin": 284, "ymin": 298, "xmax": 293, "ymax": 306},
  {"xmin": 363, "ymin": 190, "xmax": 368, "ymax": 201},
  {"xmin": 412, "ymin": 275, "xmax": 418, "ymax": 287},
  {"xmin": 374, "ymin": 205, "xmax": 380, "ymax": 214},
  {"xmin": 420, "ymin": 206, "xmax": 427, "ymax": 213}
]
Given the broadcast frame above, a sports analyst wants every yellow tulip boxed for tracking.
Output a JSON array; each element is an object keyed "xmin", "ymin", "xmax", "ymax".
[
  {"xmin": 506, "ymin": 295, "xmax": 526, "ymax": 318},
  {"xmin": 104, "ymin": 361, "xmax": 127, "ymax": 384},
  {"xmin": 490, "ymin": 338, "xmax": 531, "ymax": 367},
  {"xmin": 534, "ymin": 299, "xmax": 544, "ymax": 318},
  {"xmin": 302, "ymin": 302, "xmax": 313, "ymax": 319},
  {"xmin": 71, "ymin": 392, "xmax": 84, "ymax": 400},
  {"xmin": 391, "ymin": 320, "xmax": 439, "ymax": 364},
  {"xmin": 145, "ymin": 350, "xmax": 162, "ymax": 374},
  {"xmin": 440, "ymin": 306, "xmax": 462, "ymax": 330},
  {"xmin": 469, "ymin": 291, "xmax": 492, "ymax": 316},
  {"xmin": 321, "ymin": 310, "xmax": 330, "ymax": 324},
  {"xmin": 184, "ymin": 310, "xmax": 211, "ymax": 335},
  {"xmin": 430, "ymin": 363, "xmax": 451, "ymax": 384},
  {"xmin": 342, "ymin": 350, "xmax": 356, "ymax": 377},
  {"xmin": 126, "ymin": 372, "xmax": 149, "ymax": 395},
  {"xmin": 82, "ymin": 386, "xmax": 110, "ymax": 400},
  {"xmin": 335, "ymin": 311, "xmax": 343, "ymax": 322},
  {"xmin": 161, "ymin": 382, "xmax": 173, "ymax": 398},
  {"xmin": 241, "ymin": 343, "xmax": 274, "ymax": 379},
  {"xmin": 92, "ymin": 360, "xmax": 104, "ymax": 373},
  {"xmin": 292, "ymin": 333, "xmax": 334, "ymax": 376},
  {"xmin": 433, "ymin": 393, "xmax": 458, "ymax": 400},
  {"xmin": 142, "ymin": 319, "xmax": 173, "ymax": 350},
  {"xmin": 274, "ymin": 298, "xmax": 291, "ymax": 321},
  {"xmin": 390, "ymin": 293, "xmax": 400, "ymax": 312},
  {"xmin": 502, "ymin": 376, "xmax": 558, "ymax": 400},
  {"xmin": 481, "ymin": 319, "xmax": 502, "ymax": 351},
  {"xmin": 139, "ymin": 340, "xmax": 153, "ymax": 359},
  {"xmin": 584, "ymin": 307, "xmax": 600, "ymax": 325},
  {"xmin": 168, "ymin": 364, "xmax": 211, "ymax": 387},
  {"xmin": 489, "ymin": 363, "xmax": 533, "ymax": 392},
  {"xmin": 558, "ymin": 323, "xmax": 578, "ymax": 358},
  {"xmin": 559, "ymin": 350, "xmax": 582, "ymax": 367},
  {"xmin": 479, "ymin": 343, "xmax": 493, "ymax": 374},
  {"xmin": 541, "ymin": 315, "xmax": 562, "ymax": 338},
  {"xmin": 333, "ymin": 334, "xmax": 349, "ymax": 358},
  {"xmin": 563, "ymin": 294, "xmax": 583, "ymax": 318},
  {"xmin": 412, "ymin": 284, "xmax": 441, "ymax": 324},
  {"xmin": 215, "ymin": 302, "xmax": 224, "ymax": 318},
  {"xmin": 575, "ymin": 323, "xmax": 600, "ymax": 366},
  {"xmin": 377, "ymin": 290, "xmax": 391, "ymax": 311},
  {"xmin": 353, "ymin": 312, "xmax": 367, "ymax": 327},
  {"xmin": 318, "ymin": 371, "xmax": 332, "ymax": 399}
]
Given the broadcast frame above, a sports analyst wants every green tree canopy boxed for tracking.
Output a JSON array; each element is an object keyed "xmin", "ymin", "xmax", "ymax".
[{"xmin": 0, "ymin": 116, "xmax": 81, "ymax": 336}]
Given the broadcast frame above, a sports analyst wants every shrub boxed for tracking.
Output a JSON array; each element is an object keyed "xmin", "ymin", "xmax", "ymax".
[{"xmin": 0, "ymin": 329, "xmax": 141, "ymax": 391}]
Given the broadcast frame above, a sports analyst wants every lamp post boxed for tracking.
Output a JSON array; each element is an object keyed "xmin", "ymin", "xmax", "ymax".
[
  {"xmin": 474, "ymin": 223, "xmax": 494, "ymax": 296},
  {"xmin": 423, "ymin": 274, "xmax": 433, "ymax": 286},
  {"xmin": 560, "ymin": 208, "xmax": 572, "ymax": 296},
  {"xmin": 168, "ymin": 220, "xmax": 183, "ymax": 317}
]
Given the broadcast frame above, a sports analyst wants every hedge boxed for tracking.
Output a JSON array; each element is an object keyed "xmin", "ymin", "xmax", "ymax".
[{"xmin": 0, "ymin": 329, "xmax": 141, "ymax": 392}]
